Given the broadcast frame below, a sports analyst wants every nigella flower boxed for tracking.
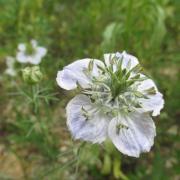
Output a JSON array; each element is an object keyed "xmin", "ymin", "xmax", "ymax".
[
  {"xmin": 5, "ymin": 56, "xmax": 17, "ymax": 76},
  {"xmin": 16, "ymin": 39, "xmax": 47, "ymax": 65},
  {"xmin": 56, "ymin": 51, "xmax": 164, "ymax": 157}
]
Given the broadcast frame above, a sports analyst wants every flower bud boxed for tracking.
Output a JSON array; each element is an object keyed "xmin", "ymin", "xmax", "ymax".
[{"xmin": 22, "ymin": 66, "xmax": 43, "ymax": 84}]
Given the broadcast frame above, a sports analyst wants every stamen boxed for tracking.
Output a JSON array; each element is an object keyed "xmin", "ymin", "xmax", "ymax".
[
  {"xmin": 144, "ymin": 87, "xmax": 156, "ymax": 95},
  {"xmin": 116, "ymin": 123, "xmax": 129, "ymax": 135},
  {"xmin": 81, "ymin": 106, "xmax": 89, "ymax": 121},
  {"xmin": 88, "ymin": 59, "xmax": 94, "ymax": 72}
]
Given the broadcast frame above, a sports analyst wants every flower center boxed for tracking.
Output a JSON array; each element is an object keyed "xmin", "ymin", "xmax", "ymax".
[{"xmin": 82, "ymin": 56, "xmax": 155, "ymax": 116}]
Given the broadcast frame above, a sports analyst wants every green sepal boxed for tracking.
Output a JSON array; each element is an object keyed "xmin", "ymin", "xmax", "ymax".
[{"xmin": 21, "ymin": 66, "xmax": 43, "ymax": 84}]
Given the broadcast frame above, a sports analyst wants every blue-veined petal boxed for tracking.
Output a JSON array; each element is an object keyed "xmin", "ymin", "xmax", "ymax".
[
  {"xmin": 16, "ymin": 52, "xmax": 28, "ymax": 63},
  {"xmin": 66, "ymin": 94, "xmax": 109, "ymax": 143},
  {"xmin": 56, "ymin": 59, "xmax": 104, "ymax": 90},
  {"xmin": 29, "ymin": 48, "xmax": 47, "ymax": 65},
  {"xmin": 104, "ymin": 51, "xmax": 139, "ymax": 71},
  {"xmin": 137, "ymin": 77, "xmax": 164, "ymax": 116},
  {"xmin": 28, "ymin": 55, "xmax": 42, "ymax": 65},
  {"xmin": 108, "ymin": 112, "xmax": 156, "ymax": 157}
]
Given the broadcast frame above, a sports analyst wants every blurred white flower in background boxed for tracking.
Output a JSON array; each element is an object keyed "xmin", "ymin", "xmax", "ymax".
[
  {"xmin": 5, "ymin": 56, "xmax": 16, "ymax": 76},
  {"xmin": 56, "ymin": 51, "xmax": 164, "ymax": 157},
  {"xmin": 16, "ymin": 39, "xmax": 47, "ymax": 65}
]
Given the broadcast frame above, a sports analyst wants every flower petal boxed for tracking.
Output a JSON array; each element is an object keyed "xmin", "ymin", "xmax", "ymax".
[
  {"xmin": 28, "ymin": 55, "xmax": 42, "ymax": 65},
  {"xmin": 66, "ymin": 94, "xmax": 109, "ymax": 143},
  {"xmin": 16, "ymin": 52, "xmax": 28, "ymax": 63},
  {"xmin": 5, "ymin": 68, "xmax": 16, "ymax": 76},
  {"xmin": 56, "ymin": 59, "xmax": 104, "ymax": 90},
  {"xmin": 139, "ymin": 92, "xmax": 164, "ymax": 116},
  {"xmin": 36, "ymin": 47, "xmax": 47, "ymax": 57},
  {"xmin": 6, "ymin": 56, "xmax": 15, "ymax": 68},
  {"xmin": 137, "ymin": 78, "xmax": 164, "ymax": 116},
  {"xmin": 104, "ymin": 51, "xmax": 139, "ymax": 70},
  {"xmin": 137, "ymin": 77, "xmax": 158, "ymax": 92},
  {"xmin": 108, "ymin": 112, "xmax": 156, "ymax": 157}
]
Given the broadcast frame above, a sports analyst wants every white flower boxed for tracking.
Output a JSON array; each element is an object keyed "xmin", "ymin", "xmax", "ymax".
[
  {"xmin": 16, "ymin": 39, "xmax": 47, "ymax": 65},
  {"xmin": 5, "ymin": 56, "xmax": 16, "ymax": 76},
  {"xmin": 56, "ymin": 51, "xmax": 164, "ymax": 157}
]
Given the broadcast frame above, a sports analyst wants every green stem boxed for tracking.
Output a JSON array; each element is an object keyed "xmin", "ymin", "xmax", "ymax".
[
  {"xmin": 31, "ymin": 84, "xmax": 50, "ymax": 151},
  {"xmin": 113, "ymin": 156, "xmax": 129, "ymax": 180}
]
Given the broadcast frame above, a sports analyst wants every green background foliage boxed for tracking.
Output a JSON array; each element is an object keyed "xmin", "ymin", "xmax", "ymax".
[{"xmin": 0, "ymin": 0, "xmax": 179, "ymax": 179}]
